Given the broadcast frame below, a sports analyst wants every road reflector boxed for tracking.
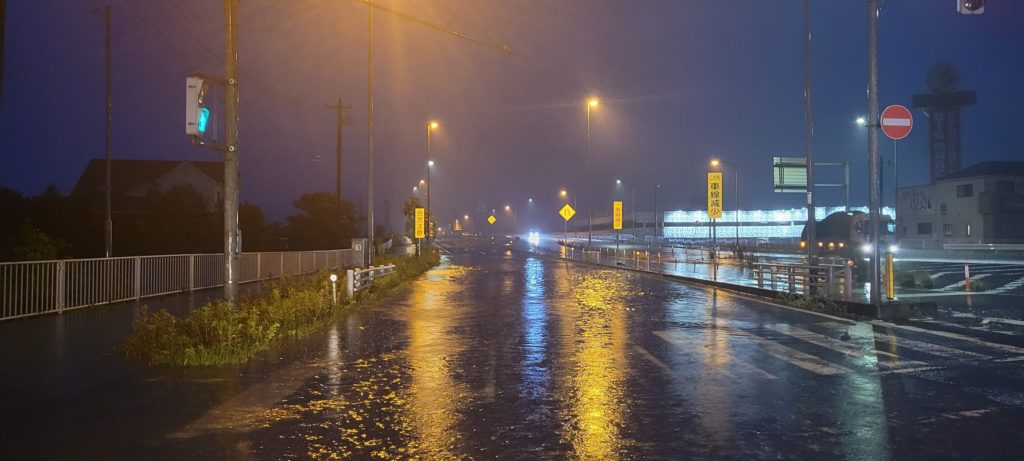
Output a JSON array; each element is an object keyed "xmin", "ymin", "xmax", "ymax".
[{"xmin": 559, "ymin": 203, "xmax": 576, "ymax": 221}]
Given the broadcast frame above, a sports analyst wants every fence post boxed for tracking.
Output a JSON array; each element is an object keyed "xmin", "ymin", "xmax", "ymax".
[
  {"xmin": 56, "ymin": 261, "xmax": 66, "ymax": 314},
  {"xmin": 188, "ymin": 255, "xmax": 195, "ymax": 291},
  {"xmin": 257, "ymin": 252, "xmax": 262, "ymax": 280},
  {"xmin": 346, "ymin": 269, "xmax": 355, "ymax": 299},
  {"xmin": 280, "ymin": 252, "xmax": 285, "ymax": 279},
  {"xmin": 134, "ymin": 257, "xmax": 142, "ymax": 299}
]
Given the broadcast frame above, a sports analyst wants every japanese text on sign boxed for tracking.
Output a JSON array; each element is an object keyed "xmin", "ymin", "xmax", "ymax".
[
  {"xmin": 414, "ymin": 208, "xmax": 425, "ymax": 239},
  {"xmin": 707, "ymin": 172, "xmax": 723, "ymax": 219},
  {"xmin": 612, "ymin": 201, "xmax": 623, "ymax": 230}
]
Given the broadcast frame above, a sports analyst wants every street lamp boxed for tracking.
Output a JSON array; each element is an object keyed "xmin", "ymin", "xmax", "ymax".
[
  {"xmin": 426, "ymin": 120, "xmax": 439, "ymax": 244},
  {"xmin": 585, "ymin": 97, "xmax": 599, "ymax": 249},
  {"xmin": 710, "ymin": 158, "xmax": 740, "ymax": 250},
  {"xmin": 856, "ymin": 116, "xmax": 867, "ymax": 126}
]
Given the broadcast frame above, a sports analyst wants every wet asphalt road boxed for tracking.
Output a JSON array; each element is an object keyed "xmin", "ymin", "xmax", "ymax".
[{"xmin": 7, "ymin": 238, "xmax": 1024, "ymax": 460}]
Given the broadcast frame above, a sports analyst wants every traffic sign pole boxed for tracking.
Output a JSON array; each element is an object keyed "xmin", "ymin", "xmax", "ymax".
[{"xmin": 880, "ymin": 104, "xmax": 913, "ymax": 211}]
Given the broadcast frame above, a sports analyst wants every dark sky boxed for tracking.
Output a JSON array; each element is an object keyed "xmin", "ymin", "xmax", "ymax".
[{"xmin": 1, "ymin": 0, "xmax": 1022, "ymax": 232}]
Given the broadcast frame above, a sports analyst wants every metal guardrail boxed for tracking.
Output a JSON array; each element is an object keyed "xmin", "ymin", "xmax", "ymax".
[
  {"xmin": 752, "ymin": 262, "xmax": 851, "ymax": 297},
  {"xmin": 345, "ymin": 264, "xmax": 397, "ymax": 298},
  {"xmin": 0, "ymin": 249, "xmax": 358, "ymax": 321}
]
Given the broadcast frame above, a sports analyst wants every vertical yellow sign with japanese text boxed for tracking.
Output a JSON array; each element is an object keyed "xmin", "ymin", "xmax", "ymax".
[
  {"xmin": 707, "ymin": 172, "xmax": 723, "ymax": 219},
  {"xmin": 612, "ymin": 201, "xmax": 623, "ymax": 230},
  {"xmin": 414, "ymin": 208, "xmax": 425, "ymax": 239}
]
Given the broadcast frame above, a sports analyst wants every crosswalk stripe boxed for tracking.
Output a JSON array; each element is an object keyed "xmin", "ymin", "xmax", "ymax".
[
  {"xmin": 653, "ymin": 330, "xmax": 777, "ymax": 380},
  {"xmin": 764, "ymin": 324, "xmax": 927, "ymax": 370},
  {"xmin": 869, "ymin": 320, "xmax": 1024, "ymax": 356},
  {"xmin": 655, "ymin": 328, "xmax": 851, "ymax": 376}
]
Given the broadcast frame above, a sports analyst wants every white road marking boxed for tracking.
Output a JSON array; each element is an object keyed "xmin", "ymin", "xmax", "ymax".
[
  {"xmin": 653, "ymin": 330, "xmax": 777, "ymax": 380},
  {"xmin": 764, "ymin": 324, "xmax": 927, "ymax": 370},
  {"xmin": 869, "ymin": 320, "xmax": 1024, "ymax": 356}
]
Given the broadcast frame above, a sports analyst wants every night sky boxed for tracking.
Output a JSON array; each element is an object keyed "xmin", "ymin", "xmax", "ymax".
[{"xmin": 1, "ymin": 0, "xmax": 1021, "ymax": 232}]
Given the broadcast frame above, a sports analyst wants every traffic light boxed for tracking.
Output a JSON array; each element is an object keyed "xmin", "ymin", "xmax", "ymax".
[
  {"xmin": 958, "ymin": 0, "xmax": 984, "ymax": 14},
  {"xmin": 185, "ymin": 77, "xmax": 210, "ymax": 136}
]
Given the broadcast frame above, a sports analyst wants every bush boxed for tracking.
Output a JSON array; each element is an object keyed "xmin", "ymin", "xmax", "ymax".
[
  {"xmin": 968, "ymin": 278, "xmax": 986, "ymax": 292},
  {"xmin": 125, "ymin": 252, "xmax": 440, "ymax": 366},
  {"xmin": 914, "ymin": 272, "xmax": 934, "ymax": 289},
  {"xmin": 779, "ymin": 293, "xmax": 847, "ymax": 317},
  {"xmin": 896, "ymin": 272, "xmax": 916, "ymax": 288}
]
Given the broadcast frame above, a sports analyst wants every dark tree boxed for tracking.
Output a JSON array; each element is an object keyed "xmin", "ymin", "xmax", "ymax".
[{"xmin": 285, "ymin": 192, "xmax": 361, "ymax": 250}]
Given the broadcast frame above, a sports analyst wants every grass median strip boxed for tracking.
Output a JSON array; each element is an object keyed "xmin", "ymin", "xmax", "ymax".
[{"xmin": 125, "ymin": 252, "xmax": 440, "ymax": 367}]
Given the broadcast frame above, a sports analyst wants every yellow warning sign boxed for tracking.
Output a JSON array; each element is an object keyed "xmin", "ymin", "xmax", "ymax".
[
  {"xmin": 612, "ymin": 201, "xmax": 623, "ymax": 230},
  {"xmin": 707, "ymin": 172, "xmax": 723, "ymax": 219},
  {"xmin": 487, "ymin": 215, "xmax": 496, "ymax": 225},
  {"xmin": 414, "ymin": 208, "xmax": 425, "ymax": 239},
  {"xmin": 559, "ymin": 203, "xmax": 576, "ymax": 222}
]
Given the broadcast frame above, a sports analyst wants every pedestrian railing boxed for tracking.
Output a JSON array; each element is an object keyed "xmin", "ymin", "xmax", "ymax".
[
  {"xmin": 0, "ymin": 249, "xmax": 358, "ymax": 321},
  {"xmin": 752, "ymin": 262, "xmax": 851, "ymax": 297},
  {"xmin": 345, "ymin": 264, "xmax": 397, "ymax": 298}
]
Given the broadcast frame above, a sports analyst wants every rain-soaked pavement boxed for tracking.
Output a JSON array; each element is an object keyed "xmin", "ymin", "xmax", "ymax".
[{"xmin": 6, "ymin": 237, "xmax": 1024, "ymax": 459}]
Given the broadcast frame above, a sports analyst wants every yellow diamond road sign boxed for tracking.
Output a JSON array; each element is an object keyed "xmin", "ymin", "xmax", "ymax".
[
  {"xmin": 487, "ymin": 215, "xmax": 496, "ymax": 225},
  {"xmin": 559, "ymin": 203, "xmax": 576, "ymax": 222}
]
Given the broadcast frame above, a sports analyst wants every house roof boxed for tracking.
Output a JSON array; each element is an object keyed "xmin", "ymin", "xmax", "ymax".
[
  {"xmin": 939, "ymin": 161, "xmax": 1024, "ymax": 181},
  {"xmin": 71, "ymin": 159, "xmax": 224, "ymax": 197}
]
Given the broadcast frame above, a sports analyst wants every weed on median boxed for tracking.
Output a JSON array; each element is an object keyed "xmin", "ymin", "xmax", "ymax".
[{"xmin": 125, "ymin": 251, "xmax": 440, "ymax": 367}]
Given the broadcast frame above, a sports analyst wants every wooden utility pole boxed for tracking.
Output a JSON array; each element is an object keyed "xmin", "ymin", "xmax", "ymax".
[{"xmin": 326, "ymin": 97, "xmax": 352, "ymax": 202}]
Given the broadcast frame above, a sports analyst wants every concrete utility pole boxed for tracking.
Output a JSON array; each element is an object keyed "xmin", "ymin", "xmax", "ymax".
[
  {"xmin": 366, "ymin": 2, "xmax": 375, "ymax": 264},
  {"xmin": 866, "ymin": 0, "xmax": 882, "ymax": 306},
  {"xmin": 0, "ymin": 0, "xmax": 6, "ymax": 100},
  {"xmin": 326, "ymin": 97, "xmax": 352, "ymax": 202},
  {"xmin": 803, "ymin": 0, "xmax": 816, "ymax": 264},
  {"xmin": 222, "ymin": 0, "xmax": 241, "ymax": 305},
  {"xmin": 104, "ymin": 5, "xmax": 113, "ymax": 258}
]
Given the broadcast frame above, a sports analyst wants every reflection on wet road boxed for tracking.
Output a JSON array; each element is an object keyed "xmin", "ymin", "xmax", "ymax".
[{"xmin": 8, "ymin": 238, "xmax": 1024, "ymax": 459}]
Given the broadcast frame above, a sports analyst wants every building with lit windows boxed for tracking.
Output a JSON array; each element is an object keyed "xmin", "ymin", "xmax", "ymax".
[{"xmin": 897, "ymin": 161, "xmax": 1024, "ymax": 249}]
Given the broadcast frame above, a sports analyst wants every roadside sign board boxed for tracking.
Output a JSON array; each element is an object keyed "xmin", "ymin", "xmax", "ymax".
[
  {"xmin": 454, "ymin": 220, "xmax": 462, "ymax": 232},
  {"xmin": 707, "ymin": 172, "xmax": 723, "ymax": 219},
  {"xmin": 559, "ymin": 203, "xmax": 576, "ymax": 222},
  {"xmin": 414, "ymin": 208, "xmax": 425, "ymax": 239},
  {"xmin": 772, "ymin": 156, "xmax": 808, "ymax": 193},
  {"xmin": 881, "ymin": 105, "xmax": 913, "ymax": 140},
  {"xmin": 487, "ymin": 215, "xmax": 496, "ymax": 225},
  {"xmin": 612, "ymin": 201, "xmax": 623, "ymax": 230}
]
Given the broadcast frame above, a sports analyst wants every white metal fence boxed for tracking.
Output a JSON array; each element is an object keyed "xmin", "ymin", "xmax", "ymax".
[
  {"xmin": 345, "ymin": 264, "xmax": 397, "ymax": 299},
  {"xmin": 0, "ymin": 249, "xmax": 359, "ymax": 321}
]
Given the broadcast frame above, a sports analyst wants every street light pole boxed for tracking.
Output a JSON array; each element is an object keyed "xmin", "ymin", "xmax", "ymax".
[
  {"xmin": 585, "ymin": 97, "xmax": 598, "ymax": 249},
  {"xmin": 426, "ymin": 121, "xmax": 438, "ymax": 245}
]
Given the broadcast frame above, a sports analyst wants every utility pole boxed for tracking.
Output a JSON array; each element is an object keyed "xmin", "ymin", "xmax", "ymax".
[
  {"xmin": 0, "ymin": 0, "xmax": 6, "ymax": 101},
  {"xmin": 866, "ymin": 0, "xmax": 882, "ymax": 306},
  {"xmin": 366, "ymin": 2, "xmax": 375, "ymax": 265},
  {"xmin": 103, "ymin": 5, "xmax": 113, "ymax": 258},
  {"xmin": 326, "ymin": 97, "xmax": 352, "ymax": 203},
  {"xmin": 222, "ymin": 0, "xmax": 241, "ymax": 305},
  {"xmin": 803, "ymin": 0, "xmax": 816, "ymax": 264}
]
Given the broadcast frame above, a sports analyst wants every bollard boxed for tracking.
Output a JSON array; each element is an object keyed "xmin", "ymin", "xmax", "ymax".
[
  {"xmin": 964, "ymin": 264, "xmax": 971, "ymax": 292},
  {"xmin": 346, "ymin": 269, "xmax": 355, "ymax": 299},
  {"xmin": 329, "ymin": 273, "xmax": 338, "ymax": 304},
  {"xmin": 844, "ymin": 262, "xmax": 853, "ymax": 300},
  {"xmin": 886, "ymin": 253, "xmax": 895, "ymax": 301}
]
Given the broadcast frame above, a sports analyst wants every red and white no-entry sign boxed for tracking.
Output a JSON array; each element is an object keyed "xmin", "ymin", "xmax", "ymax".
[{"xmin": 880, "ymin": 105, "xmax": 913, "ymax": 140}]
